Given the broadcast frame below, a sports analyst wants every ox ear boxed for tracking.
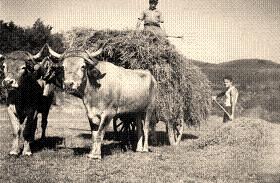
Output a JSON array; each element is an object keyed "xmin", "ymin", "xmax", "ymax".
[
  {"xmin": 0, "ymin": 54, "xmax": 4, "ymax": 62},
  {"xmin": 0, "ymin": 54, "xmax": 4, "ymax": 72},
  {"xmin": 86, "ymin": 66, "xmax": 106, "ymax": 82}
]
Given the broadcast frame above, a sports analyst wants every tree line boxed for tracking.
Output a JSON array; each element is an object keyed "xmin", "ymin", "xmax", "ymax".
[{"xmin": 0, "ymin": 18, "xmax": 64, "ymax": 54}]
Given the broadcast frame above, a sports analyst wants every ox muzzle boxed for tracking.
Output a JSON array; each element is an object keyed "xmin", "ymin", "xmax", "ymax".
[
  {"xmin": 63, "ymin": 81, "xmax": 78, "ymax": 91},
  {"xmin": 63, "ymin": 80, "xmax": 84, "ymax": 98},
  {"xmin": 2, "ymin": 78, "xmax": 18, "ymax": 88}
]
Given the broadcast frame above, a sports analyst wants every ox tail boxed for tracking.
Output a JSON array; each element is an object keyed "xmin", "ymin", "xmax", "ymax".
[
  {"xmin": 147, "ymin": 74, "xmax": 157, "ymax": 121},
  {"xmin": 150, "ymin": 76, "xmax": 157, "ymax": 109},
  {"xmin": 146, "ymin": 74, "xmax": 158, "ymax": 145}
]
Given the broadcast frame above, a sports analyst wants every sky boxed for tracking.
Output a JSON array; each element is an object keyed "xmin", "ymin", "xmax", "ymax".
[{"xmin": 1, "ymin": 0, "xmax": 280, "ymax": 63}]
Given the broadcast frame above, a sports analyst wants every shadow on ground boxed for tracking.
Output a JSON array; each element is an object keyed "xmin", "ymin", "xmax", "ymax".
[
  {"xmin": 150, "ymin": 132, "xmax": 199, "ymax": 146},
  {"xmin": 30, "ymin": 131, "xmax": 199, "ymax": 156},
  {"xmin": 71, "ymin": 142, "xmax": 126, "ymax": 157},
  {"xmin": 31, "ymin": 136, "xmax": 65, "ymax": 153},
  {"xmin": 77, "ymin": 131, "xmax": 199, "ymax": 147},
  {"xmin": 77, "ymin": 131, "xmax": 118, "ymax": 141}
]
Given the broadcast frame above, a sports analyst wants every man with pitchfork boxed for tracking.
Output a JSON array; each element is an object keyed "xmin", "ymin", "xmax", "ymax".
[{"xmin": 212, "ymin": 75, "xmax": 239, "ymax": 123}]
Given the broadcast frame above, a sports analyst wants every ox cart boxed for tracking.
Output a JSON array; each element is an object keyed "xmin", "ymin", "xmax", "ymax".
[
  {"xmin": 43, "ymin": 29, "xmax": 210, "ymax": 156},
  {"xmin": 112, "ymin": 113, "xmax": 184, "ymax": 146}
]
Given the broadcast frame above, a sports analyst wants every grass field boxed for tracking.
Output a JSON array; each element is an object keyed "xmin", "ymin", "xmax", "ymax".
[{"xmin": 1, "ymin": 101, "xmax": 279, "ymax": 183}]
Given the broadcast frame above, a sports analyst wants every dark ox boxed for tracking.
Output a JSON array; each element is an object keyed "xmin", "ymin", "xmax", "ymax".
[
  {"xmin": 47, "ymin": 45, "xmax": 157, "ymax": 159},
  {"xmin": 1, "ymin": 49, "xmax": 54, "ymax": 156}
]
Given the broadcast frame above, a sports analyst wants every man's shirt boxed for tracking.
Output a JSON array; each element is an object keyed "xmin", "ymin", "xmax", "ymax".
[
  {"xmin": 138, "ymin": 9, "xmax": 164, "ymax": 25},
  {"xmin": 217, "ymin": 86, "xmax": 238, "ymax": 107}
]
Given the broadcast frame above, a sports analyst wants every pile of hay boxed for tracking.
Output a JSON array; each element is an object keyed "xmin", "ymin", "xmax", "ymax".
[
  {"xmin": 192, "ymin": 118, "xmax": 268, "ymax": 149},
  {"xmin": 63, "ymin": 28, "xmax": 212, "ymax": 126}
]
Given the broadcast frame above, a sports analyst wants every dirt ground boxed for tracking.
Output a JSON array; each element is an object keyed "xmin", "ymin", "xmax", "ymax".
[{"xmin": 0, "ymin": 103, "xmax": 280, "ymax": 183}]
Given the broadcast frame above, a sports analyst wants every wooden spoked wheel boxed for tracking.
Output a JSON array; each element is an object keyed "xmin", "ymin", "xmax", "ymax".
[{"xmin": 113, "ymin": 116, "xmax": 136, "ymax": 149}]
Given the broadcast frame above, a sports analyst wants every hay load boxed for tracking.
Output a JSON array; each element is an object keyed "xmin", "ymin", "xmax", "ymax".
[{"xmin": 63, "ymin": 28, "xmax": 212, "ymax": 128}]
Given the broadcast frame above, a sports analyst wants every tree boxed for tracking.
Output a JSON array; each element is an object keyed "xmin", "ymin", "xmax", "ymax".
[
  {"xmin": 24, "ymin": 18, "xmax": 53, "ymax": 53},
  {"xmin": 0, "ymin": 21, "xmax": 25, "ymax": 53},
  {"xmin": 0, "ymin": 18, "xmax": 64, "ymax": 54}
]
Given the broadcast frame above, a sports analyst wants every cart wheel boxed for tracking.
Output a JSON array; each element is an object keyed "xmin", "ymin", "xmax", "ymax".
[
  {"xmin": 113, "ymin": 117, "xmax": 136, "ymax": 148},
  {"xmin": 166, "ymin": 120, "xmax": 184, "ymax": 146}
]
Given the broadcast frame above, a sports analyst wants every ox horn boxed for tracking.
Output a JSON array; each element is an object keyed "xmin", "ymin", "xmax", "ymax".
[
  {"xmin": 84, "ymin": 51, "xmax": 98, "ymax": 65},
  {"xmin": 46, "ymin": 43, "xmax": 62, "ymax": 59},
  {"xmin": 32, "ymin": 44, "xmax": 45, "ymax": 60},
  {"xmin": 88, "ymin": 41, "xmax": 107, "ymax": 58},
  {"xmin": 88, "ymin": 47, "xmax": 102, "ymax": 58}
]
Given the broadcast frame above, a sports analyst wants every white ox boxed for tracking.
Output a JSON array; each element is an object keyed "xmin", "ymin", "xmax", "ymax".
[{"xmin": 47, "ymin": 45, "xmax": 157, "ymax": 159}]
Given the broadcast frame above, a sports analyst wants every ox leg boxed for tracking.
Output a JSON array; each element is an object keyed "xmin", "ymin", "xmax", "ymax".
[
  {"xmin": 41, "ymin": 112, "xmax": 49, "ymax": 139},
  {"xmin": 22, "ymin": 111, "xmax": 38, "ymax": 156},
  {"xmin": 88, "ymin": 115, "xmax": 112, "ymax": 159},
  {"xmin": 7, "ymin": 105, "xmax": 21, "ymax": 155},
  {"xmin": 136, "ymin": 115, "xmax": 144, "ymax": 152},
  {"xmin": 149, "ymin": 111, "xmax": 158, "ymax": 146},
  {"xmin": 88, "ymin": 130, "xmax": 105, "ymax": 159},
  {"xmin": 87, "ymin": 115, "xmax": 102, "ymax": 159},
  {"xmin": 88, "ymin": 117, "xmax": 95, "ymax": 132},
  {"xmin": 149, "ymin": 119, "xmax": 157, "ymax": 146},
  {"xmin": 40, "ymin": 95, "xmax": 53, "ymax": 139},
  {"xmin": 143, "ymin": 111, "xmax": 152, "ymax": 152}
]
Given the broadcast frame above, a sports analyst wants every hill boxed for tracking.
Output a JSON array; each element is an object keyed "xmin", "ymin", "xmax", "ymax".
[
  {"xmin": 193, "ymin": 59, "xmax": 280, "ymax": 70},
  {"xmin": 194, "ymin": 59, "xmax": 280, "ymax": 89},
  {"xmin": 217, "ymin": 59, "xmax": 280, "ymax": 69},
  {"xmin": 193, "ymin": 59, "xmax": 280, "ymax": 123}
]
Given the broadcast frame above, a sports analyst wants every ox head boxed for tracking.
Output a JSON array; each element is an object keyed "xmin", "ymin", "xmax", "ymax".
[
  {"xmin": 40, "ymin": 56, "xmax": 64, "ymax": 88},
  {"xmin": 47, "ymin": 43, "xmax": 106, "ymax": 95},
  {"xmin": 1, "ymin": 47, "xmax": 45, "ymax": 88}
]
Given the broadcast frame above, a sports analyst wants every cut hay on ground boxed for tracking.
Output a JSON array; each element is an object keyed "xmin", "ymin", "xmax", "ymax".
[
  {"xmin": 191, "ymin": 117, "xmax": 269, "ymax": 150},
  {"xmin": 63, "ymin": 28, "xmax": 212, "ymax": 126}
]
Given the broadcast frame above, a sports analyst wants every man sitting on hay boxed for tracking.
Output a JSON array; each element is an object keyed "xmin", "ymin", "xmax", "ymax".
[{"xmin": 136, "ymin": 0, "xmax": 166, "ymax": 37}]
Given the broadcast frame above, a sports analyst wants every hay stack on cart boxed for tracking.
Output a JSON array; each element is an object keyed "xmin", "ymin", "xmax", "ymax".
[{"xmin": 64, "ymin": 28, "xmax": 212, "ymax": 145}]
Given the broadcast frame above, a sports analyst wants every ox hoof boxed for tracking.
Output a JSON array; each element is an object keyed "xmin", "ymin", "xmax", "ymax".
[
  {"xmin": 142, "ymin": 148, "xmax": 149, "ymax": 153},
  {"xmin": 136, "ymin": 147, "xmax": 143, "ymax": 152},
  {"xmin": 22, "ymin": 151, "xmax": 32, "ymax": 156},
  {"xmin": 9, "ymin": 151, "xmax": 20, "ymax": 155},
  {"xmin": 87, "ymin": 154, "xmax": 101, "ymax": 159}
]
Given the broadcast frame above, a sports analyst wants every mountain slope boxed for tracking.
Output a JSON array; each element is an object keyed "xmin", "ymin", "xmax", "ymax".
[
  {"xmin": 193, "ymin": 59, "xmax": 280, "ymax": 70},
  {"xmin": 217, "ymin": 59, "xmax": 280, "ymax": 69}
]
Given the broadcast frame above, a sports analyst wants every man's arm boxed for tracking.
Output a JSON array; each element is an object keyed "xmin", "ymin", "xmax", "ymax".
[
  {"xmin": 158, "ymin": 11, "xmax": 167, "ymax": 35},
  {"xmin": 136, "ymin": 19, "xmax": 142, "ymax": 29},
  {"xmin": 230, "ymin": 87, "xmax": 239, "ymax": 120},
  {"xmin": 212, "ymin": 90, "xmax": 226, "ymax": 101},
  {"xmin": 136, "ymin": 11, "xmax": 145, "ymax": 29}
]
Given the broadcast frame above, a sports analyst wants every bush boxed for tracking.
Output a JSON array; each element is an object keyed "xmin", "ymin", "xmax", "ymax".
[{"xmin": 63, "ymin": 28, "xmax": 212, "ymax": 126}]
